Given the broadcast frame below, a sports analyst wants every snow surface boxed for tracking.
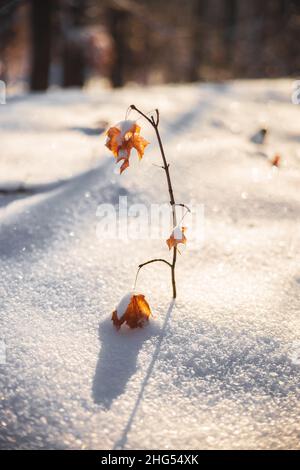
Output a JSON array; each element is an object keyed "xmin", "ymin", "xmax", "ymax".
[
  {"xmin": 116, "ymin": 120, "xmax": 137, "ymax": 137},
  {"xmin": 0, "ymin": 80, "xmax": 300, "ymax": 449}
]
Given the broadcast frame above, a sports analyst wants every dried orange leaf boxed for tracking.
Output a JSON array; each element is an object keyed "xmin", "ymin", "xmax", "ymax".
[
  {"xmin": 112, "ymin": 293, "xmax": 152, "ymax": 330},
  {"xmin": 105, "ymin": 120, "xmax": 149, "ymax": 174},
  {"xmin": 166, "ymin": 226, "xmax": 187, "ymax": 250},
  {"xmin": 270, "ymin": 154, "xmax": 281, "ymax": 167}
]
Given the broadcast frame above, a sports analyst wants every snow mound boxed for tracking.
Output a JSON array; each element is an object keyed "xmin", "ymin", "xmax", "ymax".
[{"xmin": 0, "ymin": 80, "xmax": 299, "ymax": 449}]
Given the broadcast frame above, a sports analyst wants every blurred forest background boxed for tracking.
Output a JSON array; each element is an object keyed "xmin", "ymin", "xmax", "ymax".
[{"xmin": 0, "ymin": 0, "xmax": 300, "ymax": 92}]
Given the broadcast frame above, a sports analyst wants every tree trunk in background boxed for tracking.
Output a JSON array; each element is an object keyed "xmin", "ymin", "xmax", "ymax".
[
  {"xmin": 0, "ymin": 0, "xmax": 18, "ymax": 82},
  {"xmin": 233, "ymin": 0, "xmax": 265, "ymax": 77},
  {"xmin": 203, "ymin": 0, "xmax": 231, "ymax": 78},
  {"xmin": 62, "ymin": 41, "xmax": 85, "ymax": 88},
  {"xmin": 190, "ymin": 0, "xmax": 237, "ymax": 81},
  {"xmin": 30, "ymin": 0, "xmax": 53, "ymax": 91},
  {"xmin": 223, "ymin": 0, "xmax": 237, "ymax": 70},
  {"xmin": 285, "ymin": 0, "xmax": 300, "ymax": 76},
  {"xmin": 62, "ymin": 0, "xmax": 86, "ymax": 88},
  {"xmin": 262, "ymin": 0, "xmax": 287, "ymax": 76},
  {"xmin": 189, "ymin": 0, "xmax": 205, "ymax": 82},
  {"xmin": 107, "ymin": 7, "xmax": 129, "ymax": 88}
]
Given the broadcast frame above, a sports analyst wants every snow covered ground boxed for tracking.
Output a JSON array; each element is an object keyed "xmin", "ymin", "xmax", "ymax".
[{"xmin": 0, "ymin": 79, "xmax": 299, "ymax": 449}]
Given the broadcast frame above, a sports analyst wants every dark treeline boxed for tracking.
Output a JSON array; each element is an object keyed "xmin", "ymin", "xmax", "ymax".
[{"xmin": 0, "ymin": 0, "xmax": 300, "ymax": 90}]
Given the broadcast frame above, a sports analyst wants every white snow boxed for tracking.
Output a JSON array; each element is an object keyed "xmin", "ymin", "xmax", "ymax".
[
  {"xmin": 106, "ymin": 120, "xmax": 137, "ymax": 147},
  {"xmin": 0, "ymin": 79, "xmax": 300, "ymax": 450},
  {"xmin": 116, "ymin": 120, "xmax": 136, "ymax": 137},
  {"xmin": 116, "ymin": 292, "xmax": 133, "ymax": 319},
  {"xmin": 173, "ymin": 226, "xmax": 184, "ymax": 240}
]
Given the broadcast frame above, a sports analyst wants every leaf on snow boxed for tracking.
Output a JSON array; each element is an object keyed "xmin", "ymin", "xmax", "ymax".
[
  {"xmin": 112, "ymin": 293, "xmax": 152, "ymax": 330},
  {"xmin": 270, "ymin": 154, "xmax": 281, "ymax": 167}
]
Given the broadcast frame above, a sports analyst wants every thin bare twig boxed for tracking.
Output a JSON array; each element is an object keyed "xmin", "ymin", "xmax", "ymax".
[
  {"xmin": 134, "ymin": 258, "xmax": 172, "ymax": 290},
  {"xmin": 131, "ymin": 105, "xmax": 178, "ymax": 298}
]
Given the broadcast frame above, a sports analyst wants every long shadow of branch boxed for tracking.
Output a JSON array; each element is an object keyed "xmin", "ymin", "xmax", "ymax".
[
  {"xmin": 113, "ymin": 299, "xmax": 175, "ymax": 450},
  {"xmin": 92, "ymin": 300, "xmax": 174, "ymax": 446},
  {"xmin": 92, "ymin": 317, "xmax": 159, "ymax": 409}
]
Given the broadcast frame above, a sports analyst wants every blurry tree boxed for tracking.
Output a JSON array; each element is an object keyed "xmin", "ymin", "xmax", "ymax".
[
  {"xmin": 106, "ymin": 2, "xmax": 129, "ymax": 87},
  {"xmin": 61, "ymin": 0, "xmax": 87, "ymax": 87},
  {"xmin": 30, "ymin": 0, "xmax": 55, "ymax": 90},
  {"xmin": 0, "ymin": 0, "xmax": 20, "ymax": 81},
  {"xmin": 1, "ymin": 0, "xmax": 300, "ymax": 90},
  {"xmin": 188, "ymin": 0, "xmax": 204, "ymax": 82}
]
